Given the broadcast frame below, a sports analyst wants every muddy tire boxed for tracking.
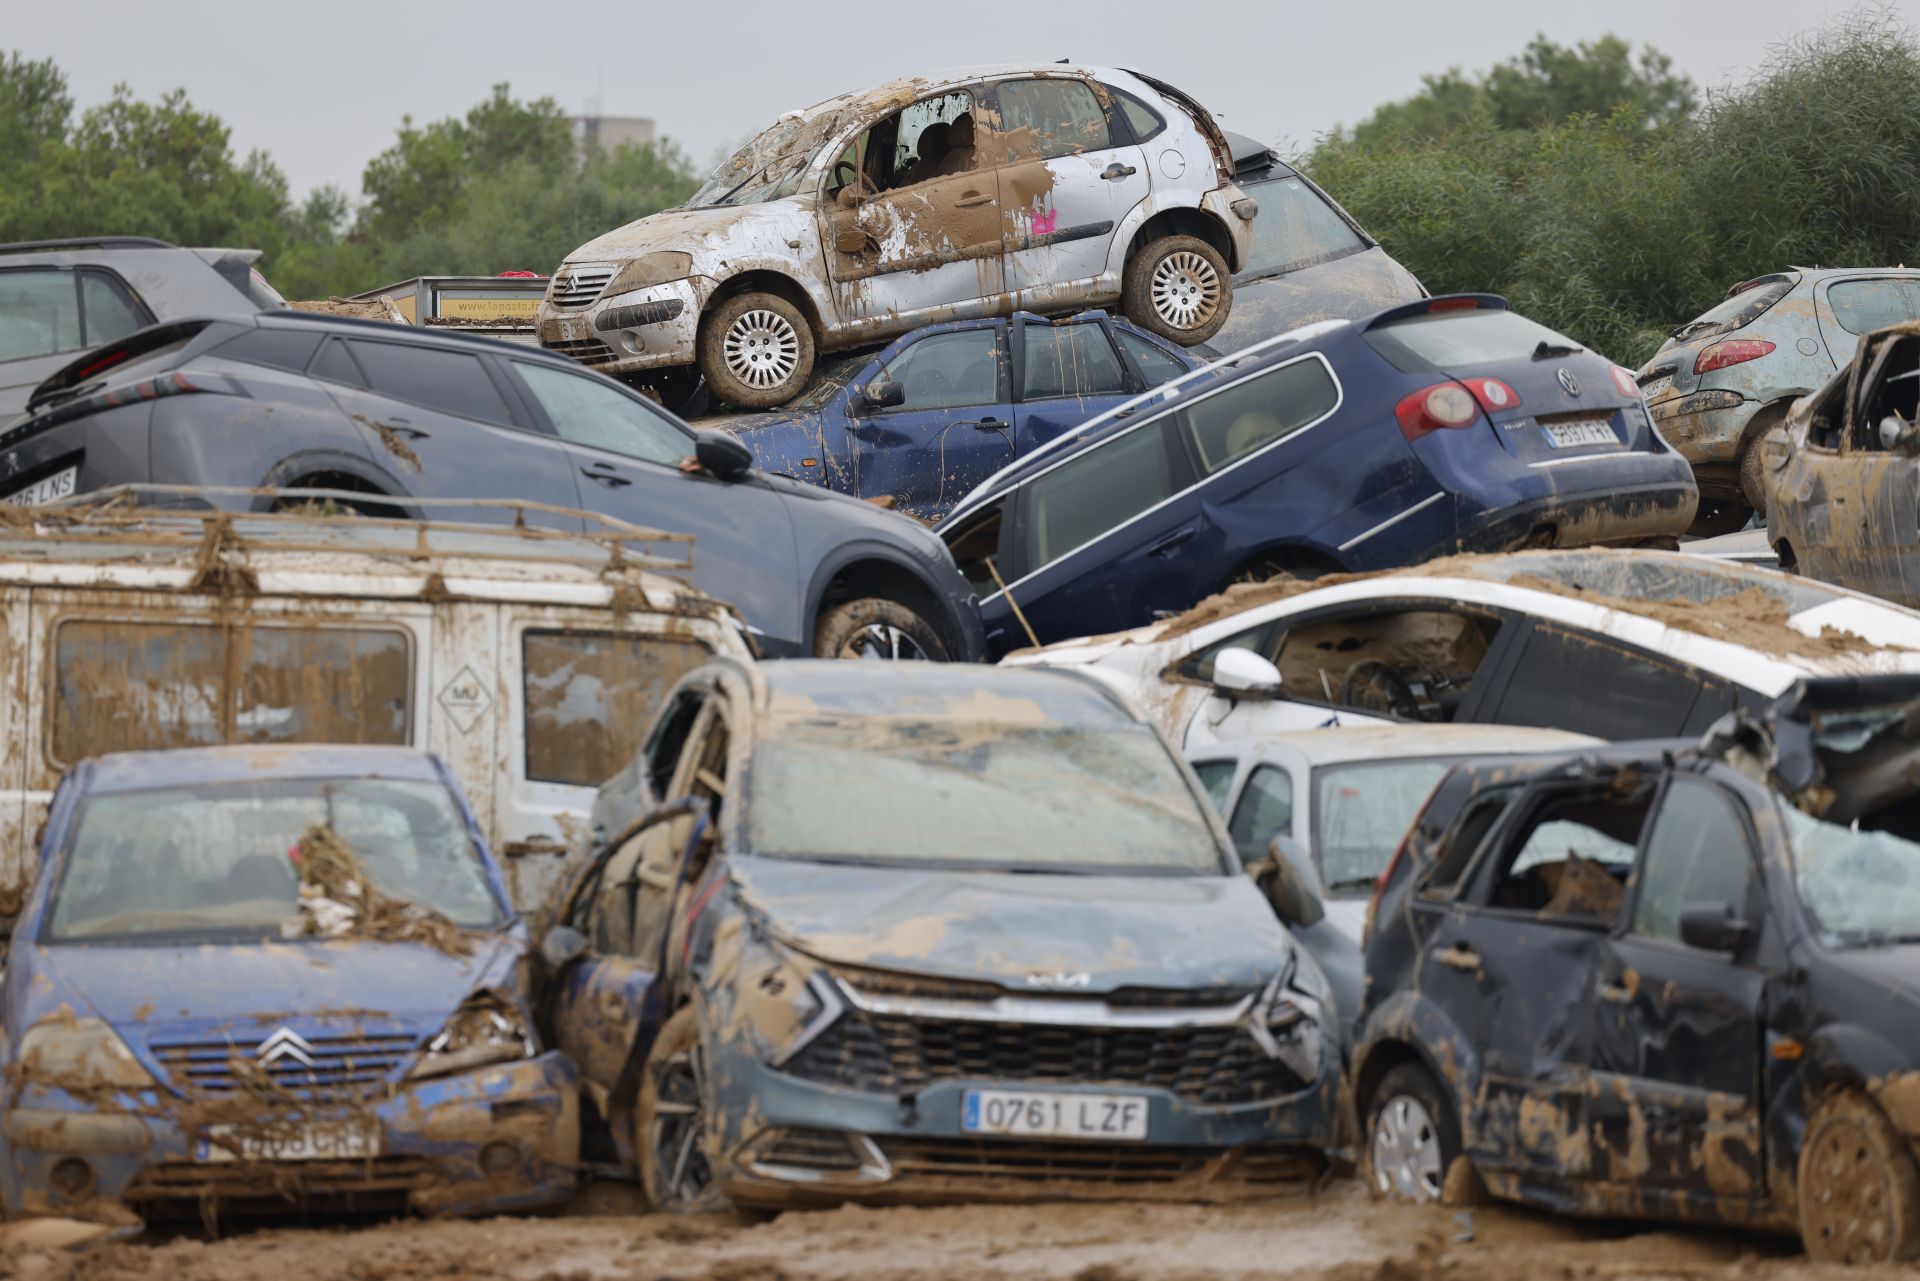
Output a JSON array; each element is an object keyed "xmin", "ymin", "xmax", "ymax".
[
  {"xmin": 1740, "ymin": 436, "xmax": 1772, "ymax": 516},
  {"xmin": 636, "ymin": 1006, "xmax": 727, "ymax": 1214},
  {"xmin": 697, "ymin": 291, "xmax": 815, "ymax": 409},
  {"xmin": 1365, "ymin": 1063, "xmax": 1461, "ymax": 1204},
  {"xmin": 813, "ymin": 598, "xmax": 950, "ymax": 661},
  {"xmin": 1687, "ymin": 495, "xmax": 1751, "ymax": 538},
  {"xmin": 1798, "ymin": 1089, "xmax": 1920, "ymax": 1263},
  {"xmin": 1122, "ymin": 235, "xmax": 1231, "ymax": 346}
]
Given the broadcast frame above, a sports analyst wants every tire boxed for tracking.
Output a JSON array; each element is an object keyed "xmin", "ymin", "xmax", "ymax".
[
  {"xmin": 635, "ymin": 1006, "xmax": 727, "ymax": 1214},
  {"xmin": 696, "ymin": 291, "xmax": 816, "ymax": 410},
  {"xmin": 1740, "ymin": 435, "xmax": 1772, "ymax": 516},
  {"xmin": 1121, "ymin": 234, "xmax": 1231, "ymax": 346},
  {"xmin": 1364, "ymin": 1063, "xmax": 1462, "ymax": 1204},
  {"xmin": 1687, "ymin": 495, "xmax": 1752, "ymax": 538},
  {"xmin": 1798, "ymin": 1089, "xmax": 1920, "ymax": 1264},
  {"xmin": 813, "ymin": 598, "xmax": 950, "ymax": 661}
]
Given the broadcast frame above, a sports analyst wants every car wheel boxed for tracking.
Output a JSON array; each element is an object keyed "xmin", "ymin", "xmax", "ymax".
[
  {"xmin": 1740, "ymin": 436, "xmax": 1772, "ymax": 516},
  {"xmin": 1122, "ymin": 235, "xmax": 1231, "ymax": 346},
  {"xmin": 1687, "ymin": 495, "xmax": 1752, "ymax": 538},
  {"xmin": 697, "ymin": 291, "xmax": 815, "ymax": 410},
  {"xmin": 813, "ymin": 598, "xmax": 950, "ymax": 661},
  {"xmin": 636, "ymin": 1006, "xmax": 727, "ymax": 1213},
  {"xmin": 1798, "ymin": 1089, "xmax": 1920, "ymax": 1263},
  {"xmin": 1365, "ymin": 1063, "xmax": 1461, "ymax": 1204}
]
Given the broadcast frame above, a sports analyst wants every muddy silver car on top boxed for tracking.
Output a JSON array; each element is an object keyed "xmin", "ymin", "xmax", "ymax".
[{"xmin": 538, "ymin": 65, "xmax": 1254, "ymax": 409}]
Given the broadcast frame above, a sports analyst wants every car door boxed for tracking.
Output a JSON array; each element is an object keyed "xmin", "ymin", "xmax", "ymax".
[
  {"xmin": 990, "ymin": 76, "xmax": 1149, "ymax": 308},
  {"xmin": 502, "ymin": 357, "xmax": 806, "ymax": 653},
  {"xmin": 1803, "ymin": 332, "xmax": 1920, "ymax": 604},
  {"xmin": 1584, "ymin": 775, "xmax": 1768, "ymax": 1199},
  {"xmin": 318, "ymin": 336, "xmax": 585, "ymax": 528},
  {"xmin": 992, "ymin": 410, "xmax": 1203, "ymax": 643},
  {"xmin": 846, "ymin": 322, "xmax": 1012, "ymax": 518},
  {"xmin": 820, "ymin": 86, "xmax": 1007, "ymax": 330},
  {"xmin": 1011, "ymin": 317, "xmax": 1140, "ymax": 451}
]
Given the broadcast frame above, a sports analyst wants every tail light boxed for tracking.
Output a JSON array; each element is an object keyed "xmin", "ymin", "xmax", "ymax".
[
  {"xmin": 1395, "ymin": 382, "xmax": 1481, "ymax": 442},
  {"xmin": 23, "ymin": 371, "xmax": 242, "ymax": 432},
  {"xmin": 1461, "ymin": 377, "xmax": 1519, "ymax": 414},
  {"xmin": 1695, "ymin": 339, "xmax": 1775, "ymax": 375},
  {"xmin": 1609, "ymin": 366, "xmax": 1641, "ymax": 398}
]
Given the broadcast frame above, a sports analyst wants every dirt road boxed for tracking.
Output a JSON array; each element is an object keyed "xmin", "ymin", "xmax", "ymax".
[{"xmin": 5, "ymin": 1180, "xmax": 1893, "ymax": 1281}]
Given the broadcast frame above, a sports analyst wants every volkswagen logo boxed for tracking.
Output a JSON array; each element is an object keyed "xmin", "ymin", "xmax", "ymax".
[
  {"xmin": 256, "ymin": 1027, "xmax": 315, "ymax": 1067},
  {"xmin": 1556, "ymin": 368, "xmax": 1582, "ymax": 397}
]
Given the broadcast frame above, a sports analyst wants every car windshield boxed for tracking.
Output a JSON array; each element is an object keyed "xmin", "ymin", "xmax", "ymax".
[
  {"xmin": 789, "ymin": 352, "xmax": 872, "ymax": 409},
  {"xmin": 1782, "ymin": 802, "xmax": 1920, "ymax": 947},
  {"xmin": 1239, "ymin": 174, "xmax": 1366, "ymax": 279},
  {"xmin": 44, "ymin": 776, "xmax": 504, "ymax": 943},
  {"xmin": 685, "ymin": 110, "xmax": 845, "ymax": 208},
  {"xmin": 1365, "ymin": 309, "xmax": 1583, "ymax": 374},
  {"xmin": 1313, "ymin": 759, "xmax": 1451, "ymax": 893},
  {"xmin": 746, "ymin": 719, "xmax": 1225, "ymax": 873}
]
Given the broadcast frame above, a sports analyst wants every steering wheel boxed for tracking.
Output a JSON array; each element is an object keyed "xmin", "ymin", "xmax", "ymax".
[
  {"xmin": 831, "ymin": 160, "xmax": 875, "ymax": 199},
  {"xmin": 1340, "ymin": 660, "xmax": 1426, "ymax": 721}
]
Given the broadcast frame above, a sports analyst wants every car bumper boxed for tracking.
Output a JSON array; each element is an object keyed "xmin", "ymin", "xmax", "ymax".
[
  {"xmin": 535, "ymin": 277, "xmax": 710, "ymax": 376},
  {"xmin": 1451, "ymin": 471, "xmax": 1699, "ymax": 553},
  {"xmin": 707, "ymin": 1052, "xmax": 1339, "ymax": 1209},
  {"xmin": 1647, "ymin": 390, "xmax": 1756, "ymax": 468},
  {"xmin": 4, "ymin": 1052, "xmax": 579, "ymax": 1224}
]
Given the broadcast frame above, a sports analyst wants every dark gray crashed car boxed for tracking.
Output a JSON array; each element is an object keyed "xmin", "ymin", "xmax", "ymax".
[
  {"xmin": 543, "ymin": 659, "xmax": 1342, "ymax": 1210},
  {"xmin": 4, "ymin": 312, "xmax": 984, "ymax": 661},
  {"xmin": 0, "ymin": 236, "xmax": 284, "ymax": 420}
]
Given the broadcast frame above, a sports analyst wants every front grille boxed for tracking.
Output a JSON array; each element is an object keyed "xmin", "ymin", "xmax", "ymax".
[
  {"xmin": 125, "ymin": 1156, "xmax": 438, "ymax": 1212},
  {"xmin": 149, "ymin": 1032, "xmax": 418, "ymax": 1100},
  {"xmin": 549, "ymin": 266, "xmax": 616, "ymax": 310},
  {"xmin": 876, "ymin": 1138, "xmax": 1317, "ymax": 1185},
  {"xmin": 544, "ymin": 336, "xmax": 621, "ymax": 367},
  {"xmin": 784, "ymin": 1009, "xmax": 1309, "ymax": 1106}
]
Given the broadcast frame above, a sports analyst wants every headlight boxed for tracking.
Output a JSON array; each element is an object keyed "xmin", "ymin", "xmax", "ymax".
[
  {"xmin": 409, "ymin": 993, "xmax": 536, "ymax": 1080},
  {"xmin": 1251, "ymin": 970, "xmax": 1325, "ymax": 1083},
  {"xmin": 16, "ymin": 1017, "xmax": 154, "ymax": 1091},
  {"xmin": 606, "ymin": 252, "xmax": 693, "ymax": 297}
]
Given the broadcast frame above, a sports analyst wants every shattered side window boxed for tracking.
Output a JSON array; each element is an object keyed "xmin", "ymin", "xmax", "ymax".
[
  {"xmin": 1783, "ymin": 803, "xmax": 1920, "ymax": 947},
  {"xmin": 52, "ymin": 621, "xmax": 411, "ymax": 763},
  {"xmin": 1480, "ymin": 786, "xmax": 1652, "ymax": 922},
  {"xmin": 523, "ymin": 631, "xmax": 713, "ymax": 787},
  {"xmin": 995, "ymin": 79, "xmax": 1112, "ymax": 161},
  {"xmin": 1630, "ymin": 778, "xmax": 1757, "ymax": 943},
  {"xmin": 1826, "ymin": 279, "xmax": 1920, "ymax": 337}
]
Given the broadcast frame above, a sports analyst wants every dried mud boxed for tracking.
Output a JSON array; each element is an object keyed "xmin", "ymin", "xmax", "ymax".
[{"xmin": 0, "ymin": 1180, "xmax": 1869, "ymax": 1281}]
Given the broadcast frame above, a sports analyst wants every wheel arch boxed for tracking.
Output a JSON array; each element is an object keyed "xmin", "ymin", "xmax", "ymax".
[
  {"xmin": 804, "ymin": 546, "xmax": 964, "ymax": 658},
  {"xmin": 1223, "ymin": 542, "xmax": 1347, "ymax": 590},
  {"xmin": 255, "ymin": 450, "xmax": 417, "ymax": 518},
  {"xmin": 705, "ymin": 270, "xmax": 826, "ymax": 341},
  {"xmin": 1127, "ymin": 206, "xmax": 1239, "ymax": 274}
]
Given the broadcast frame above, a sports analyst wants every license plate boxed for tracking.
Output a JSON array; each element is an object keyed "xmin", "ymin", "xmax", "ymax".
[
  {"xmin": 1638, "ymin": 374, "xmax": 1673, "ymax": 401},
  {"xmin": 537, "ymin": 317, "xmax": 588, "ymax": 344},
  {"xmin": 962, "ymin": 1090, "xmax": 1149, "ymax": 1141},
  {"xmin": 1543, "ymin": 419, "xmax": 1619, "ymax": 449},
  {"xmin": 194, "ymin": 1120, "xmax": 381, "ymax": 1164},
  {"xmin": 3, "ymin": 466, "xmax": 76, "ymax": 507}
]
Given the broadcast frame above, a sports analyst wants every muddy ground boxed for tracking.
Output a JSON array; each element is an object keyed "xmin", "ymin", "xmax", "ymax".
[{"xmin": 5, "ymin": 1179, "xmax": 1900, "ymax": 1281}]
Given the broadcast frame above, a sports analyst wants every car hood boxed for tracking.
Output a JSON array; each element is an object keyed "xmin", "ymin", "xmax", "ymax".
[
  {"xmin": 729, "ymin": 855, "xmax": 1291, "ymax": 993},
  {"xmin": 562, "ymin": 198, "xmax": 820, "ymax": 274},
  {"xmin": 1819, "ymin": 944, "xmax": 1920, "ymax": 1015},
  {"xmin": 1208, "ymin": 248, "xmax": 1423, "ymax": 357}
]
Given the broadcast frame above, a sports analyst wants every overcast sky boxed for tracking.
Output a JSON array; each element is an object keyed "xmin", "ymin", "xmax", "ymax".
[{"xmin": 10, "ymin": 0, "xmax": 1907, "ymax": 202}]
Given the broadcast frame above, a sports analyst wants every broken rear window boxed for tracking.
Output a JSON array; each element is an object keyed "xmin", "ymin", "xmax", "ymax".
[
  {"xmin": 744, "ymin": 720, "xmax": 1224, "ymax": 873},
  {"xmin": 52, "ymin": 621, "xmax": 411, "ymax": 763},
  {"xmin": 45, "ymin": 777, "xmax": 501, "ymax": 943},
  {"xmin": 1783, "ymin": 803, "xmax": 1920, "ymax": 947},
  {"xmin": 1668, "ymin": 276, "xmax": 1796, "ymax": 345},
  {"xmin": 1364, "ymin": 310, "xmax": 1581, "ymax": 374},
  {"xmin": 523, "ymin": 631, "xmax": 713, "ymax": 787}
]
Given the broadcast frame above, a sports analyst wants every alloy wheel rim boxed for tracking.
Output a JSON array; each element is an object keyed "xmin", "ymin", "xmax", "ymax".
[
  {"xmin": 1805, "ymin": 1120, "xmax": 1894, "ymax": 1262},
  {"xmin": 649, "ymin": 1043, "xmax": 714, "ymax": 1208},
  {"xmin": 1150, "ymin": 250, "xmax": 1222, "ymax": 330},
  {"xmin": 841, "ymin": 623, "xmax": 930, "ymax": 661},
  {"xmin": 1372, "ymin": 1094, "xmax": 1444, "ymax": 1202},
  {"xmin": 723, "ymin": 309, "xmax": 801, "ymax": 390}
]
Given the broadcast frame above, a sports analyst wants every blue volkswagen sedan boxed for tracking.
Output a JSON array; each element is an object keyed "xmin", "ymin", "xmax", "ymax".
[
  {"xmin": 0, "ymin": 745, "xmax": 579, "ymax": 1227},
  {"xmin": 706, "ymin": 310, "xmax": 1203, "ymax": 523},
  {"xmin": 938, "ymin": 295, "xmax": 1699, "ymax": 657}
]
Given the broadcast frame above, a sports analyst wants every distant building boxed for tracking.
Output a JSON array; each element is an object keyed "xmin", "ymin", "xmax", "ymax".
[{"xmin": 570, "ymin": 115, "xmax": 656, "ymax": 156}]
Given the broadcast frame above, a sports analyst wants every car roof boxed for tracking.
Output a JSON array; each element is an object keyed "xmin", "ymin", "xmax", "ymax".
[
  {"xmin": 1193, "ymin": 723, "xmax": 1603, "ymax": 768},
  {"xmin": 83, "ymin": 744, "xmax": 445, "ymax": 795},
  {"xmin": 254, "ymin": 308, "xmax": 566, "ymax": 361},
  {"xmin": 753, "ymin": 658, "xmax": 1142, "ymax": 728},
  {"xmin": 787, "ymin": 64, "xmax": 1148, "ymax": 120}
]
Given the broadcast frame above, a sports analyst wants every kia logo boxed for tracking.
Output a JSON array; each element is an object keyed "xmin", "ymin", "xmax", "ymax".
[{"xmin": 1557, "ymin": 368, "xmax": 1582, "ymax": 397}]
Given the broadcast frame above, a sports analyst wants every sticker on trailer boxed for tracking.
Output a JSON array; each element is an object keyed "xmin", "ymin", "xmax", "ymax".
[{"xmin": 436, "ymin": 664, "xmax": 494, "ymax": 734}]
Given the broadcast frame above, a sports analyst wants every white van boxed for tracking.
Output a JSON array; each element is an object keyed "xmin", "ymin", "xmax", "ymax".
[{"xmin": 0, "ymin": 500, "xmax": 751, "ymax": 913}]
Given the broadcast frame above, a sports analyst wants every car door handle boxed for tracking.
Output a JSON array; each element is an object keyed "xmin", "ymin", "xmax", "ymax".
[
  {"xmin": 581, "ymin": 464, "xmax": 632, "ymax": 488},
  {"xmin": 383, "ymin": 425, "xmax": 429, "ymax": 439},
  {"xmin": 1102, "ymin": 163, "xmax": 1137, "ymax": 181},
  {"xmin": 973, "ymin": 417, "xmax": 1007, "ymax": 431},
  {"xmin": 954, "ymin": 192, "xmax": 993, "ymax": 207},
  {"xmin": 1145, "ymin": 528, "xmax": 1193, "ymax": 558},
  {"xmin": 1433, "ymin": 944, "xmax": 1479, "ymax": 971}
]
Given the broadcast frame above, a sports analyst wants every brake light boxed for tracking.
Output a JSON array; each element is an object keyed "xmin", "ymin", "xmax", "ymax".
[
  {"xmin": 1427, "ymin": 297, "xmax": 1479, "ymax": 313},
  {"xmin": 1395, "ymin": 382, "xmax": 1481, "ymax": 442},
  {"xmin": 1462, "ymin": 377, "xmax": 1519, "ymax": 414},
  {"xmin": 1695, "ymin": 339, "xmax": 1775, "ymax": 375},
  {"xmin": 1609, "ymin": 366, "xmax": 1641, "ymax": 398}
]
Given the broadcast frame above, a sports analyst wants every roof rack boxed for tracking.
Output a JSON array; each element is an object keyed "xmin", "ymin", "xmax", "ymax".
[
  {"xmin": 0, "ymin": 236, "xmax": 178, "ymax": 254},
  {"xmin": 27, "ymin": 484, "xmax": 696, "ymax": 576}
]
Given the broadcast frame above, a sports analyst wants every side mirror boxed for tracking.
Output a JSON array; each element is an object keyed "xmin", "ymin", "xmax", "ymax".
[
  {"xmin": 694, "ymin": 429, "xmax": 754, "ymax": 482},
  {"xmin": 862, "ymin": 378, "xmax": 906, "ymax": 411},
  {"xmin": 538, "ymin": 924, "xmax": 590, "ymax": 972},
  {"xmin": 1212, "ymin": 648, "xmax": 1283, "ymax": 701},
  {"xmin": 1254, "ymin": 835, "xmax": 1325, "ymax": 929},
  {"xmin": 1678, "ymin": 901, "xmax": 1754, "ymax": 953}
]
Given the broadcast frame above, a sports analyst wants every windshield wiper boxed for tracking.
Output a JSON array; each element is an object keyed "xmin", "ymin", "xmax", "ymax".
[{"xmin": 1532, "ymin": 340, "xmax": 1582, "ymax": 360}]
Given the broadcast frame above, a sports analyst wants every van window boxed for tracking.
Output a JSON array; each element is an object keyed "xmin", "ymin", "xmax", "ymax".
[
  {"xmin": 52, "ymin": 621, "xmax": 411, "ymax": 762},
  {"xmin": 1024, "ymin": 423, "xmax": 1178, "ymax": 572},
  {"xmin": 523, "ymin": 632, "xmax": 713, "ymax": 787},
  {"xmin": 1183, "ymin": 357, "xmax": 1340, "ymax": 473}
]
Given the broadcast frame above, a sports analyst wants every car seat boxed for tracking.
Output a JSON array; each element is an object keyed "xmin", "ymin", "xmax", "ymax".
[{"xmin": 935, "ymin": 113, "xmax": 977, "ymax": 177}]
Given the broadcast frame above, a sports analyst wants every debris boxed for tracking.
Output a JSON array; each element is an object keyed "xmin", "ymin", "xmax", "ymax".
[{"xmin": 281, "ymin": 823, "xmax": 474, "ymax": 957}]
